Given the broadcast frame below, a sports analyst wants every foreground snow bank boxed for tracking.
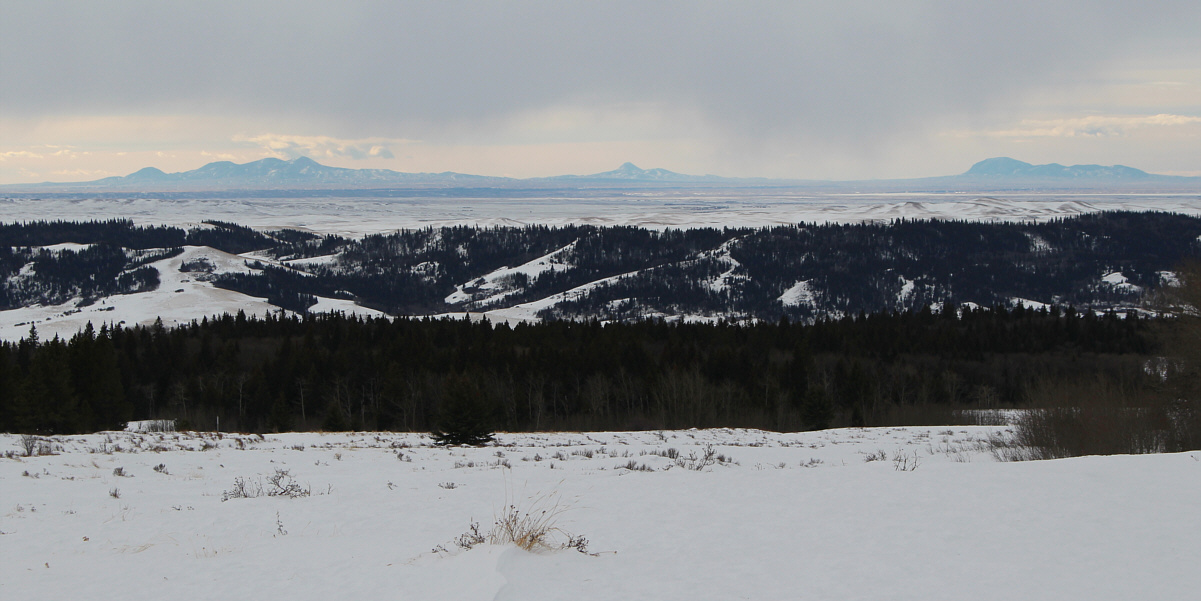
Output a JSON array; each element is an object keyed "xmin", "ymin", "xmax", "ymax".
[{"xmin": 2, "ymin": 427, "xmax": 1197, "ymax": 600}]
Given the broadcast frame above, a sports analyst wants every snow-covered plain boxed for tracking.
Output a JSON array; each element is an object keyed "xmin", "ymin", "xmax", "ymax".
[
  {"xmin": 2, "ymin": 193, "xmax": 1197, "ymax": 235},
  {"xmin": 2, "ymin": 427, "xmax": 1197, "ymax": 600}
]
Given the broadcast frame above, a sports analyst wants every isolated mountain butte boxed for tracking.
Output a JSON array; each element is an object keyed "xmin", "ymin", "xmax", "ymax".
[
  {"xmin": 122, "ymin": 167, "xmax": 170, "ymax": 182},
  {"xmin": 542, "ymin": 161, "xmax": 733, "ymax": 182},
  {"xmin": 963, "ymin": 157, "xmax": 1153, "ymax": 180}
]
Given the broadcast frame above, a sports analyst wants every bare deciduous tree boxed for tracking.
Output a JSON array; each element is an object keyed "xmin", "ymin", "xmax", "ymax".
[{"xmin": 20, "ymin": 434, "xmax": 38, "ymax": 457}]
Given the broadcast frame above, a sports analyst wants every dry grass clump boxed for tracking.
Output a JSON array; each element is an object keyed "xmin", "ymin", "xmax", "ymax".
[
  {"xmin": 490, "ymin": 494, "xmax": 572, "ymax": 551},
  {"xmin": 455, "ymin": 488, "xmax": 592, "ymax": 555}
]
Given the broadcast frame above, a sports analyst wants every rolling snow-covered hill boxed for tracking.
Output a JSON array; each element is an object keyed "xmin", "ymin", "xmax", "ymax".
[
  {"xmin": 2, "ymin": 211, "xmax": 1199, "ymax": 339},
  {"xmin": 0, "ymin": 244, "xmax": 384, "ymax": 341}
]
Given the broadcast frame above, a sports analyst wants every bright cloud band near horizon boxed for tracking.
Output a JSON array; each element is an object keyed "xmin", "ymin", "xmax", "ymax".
[{"xmin": 2, "ymin": 1, "xmax": 1199, "ymax": 183}]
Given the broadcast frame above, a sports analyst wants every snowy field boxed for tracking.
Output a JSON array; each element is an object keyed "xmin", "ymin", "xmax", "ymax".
[
  {"xmin": 2, "ymin": 192, "xmax": 1198, "ymax": 236},
  {"xmin": 3, "ymin": 427, "xmax": 1197, "ymax": 600}
]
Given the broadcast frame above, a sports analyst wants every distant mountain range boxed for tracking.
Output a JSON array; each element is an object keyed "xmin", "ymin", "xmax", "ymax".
[
  {"xmin": 100, "ymin": 156, "xmax": 507, "ymax": 187},
  {"xmin": 4, "ymin": 157, "xmax": 1196, "ymax": 193}
]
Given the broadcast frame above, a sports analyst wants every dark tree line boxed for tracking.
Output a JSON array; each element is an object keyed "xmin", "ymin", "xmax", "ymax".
[
  {"xmin": 0, "ymin": 218, "xmax": 277, "ymax": 251},
  {"xmin": 0, "ymin": 305, "xmax": 1165, "ymax": 435}
]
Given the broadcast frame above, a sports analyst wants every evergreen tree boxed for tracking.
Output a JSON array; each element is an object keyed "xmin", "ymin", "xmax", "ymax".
[
  {"xmin": 432, "ymin": 375, "xmax": 495, "ymax": 446},
  {"xmin": 800, "ymin": 386, "xmax": 833, "ymax": 431}
]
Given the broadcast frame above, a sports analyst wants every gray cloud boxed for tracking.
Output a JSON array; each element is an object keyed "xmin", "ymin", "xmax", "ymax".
[{"xmin": 2, "ymin": 1, "xmax": 1197, "ymax": 165}]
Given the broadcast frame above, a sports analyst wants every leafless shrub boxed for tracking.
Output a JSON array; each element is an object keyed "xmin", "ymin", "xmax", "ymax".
[
  {"xmin": 112, "ymin": 467, "xmax": 129, "ymax": 477},
  {"xmin": 153, "ymin": 463, "xmax": 168, "ymax": 474},
  {"xmin": 989, "ymin": 401, "xmax": 1192, "ymax": 461},
  {"xmin": 617, "ymin": 460, "xmax": 653, "ymax": 471},
  {"xmin": 221, "ymin": 469, "xmax": 310, "ymax": 501},
  {"xmin": 266, "ymin": 469, "xmax": 310, "ymax": 498},
  {"xmin": 222, "ymin": 476, "xmax": 262, "ymax": 501},
  {"xmin": 20, "ymin": 435, "xmax": 38, "ymax": 457},
  {"xmin": 675, "ymin": 445, "xmax": 722, "ymax": 471},
  {"xmin": 439, "ymin": 482, "xmax": 458, "ymax": 490},
  {"xmin": 892, "ymin": 450, "xmax": 919, "ymax": 471},
  {"xmin": 863, "ymin": 449, "xmax": 887, "ymax": 462},
  {"xmin": 109, "ymin": 487, "xmax": 121, "ymax": 499},
  {"xmin": 456, "ymin": 522, "xmax": 486, "ymax": 550},
  {"xmin": 564, "ymin": 534, "xmax": 590, "ymax": 554},
  {"xmin": 990, "ymin": 372, "xmax": 1201, "ymax": 461}
]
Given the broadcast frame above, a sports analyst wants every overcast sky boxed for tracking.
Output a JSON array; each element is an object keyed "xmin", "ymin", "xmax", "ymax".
[{"xmin": 1, "ymin": 1, "xmax": 1198, "ymax": 183}]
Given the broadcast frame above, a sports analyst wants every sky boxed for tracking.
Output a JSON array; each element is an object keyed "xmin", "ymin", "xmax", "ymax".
[{"xmin": 1, "ymin": 1, "xmax": 1198, "ymax": 184}]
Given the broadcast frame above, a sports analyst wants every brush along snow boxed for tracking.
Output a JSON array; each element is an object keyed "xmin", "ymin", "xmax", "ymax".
[{"xmin": 448, "ymin": 485, "xmax": 594, "ymax": 555}]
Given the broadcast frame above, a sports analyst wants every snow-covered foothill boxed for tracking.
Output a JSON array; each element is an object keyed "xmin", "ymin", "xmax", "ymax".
[
  {"xmin": 897, "ymin": 275, "xmax": 916, "ymax": 304},
  {"xmin": 446, "ymin": 242, "xmax": 576, "ymax": 307},
  {"xmin": 1100, "ymin": 271, "xmax": 1142, "ymax": 293},
  {"xmin": 284, "ymin": 254, "xmax": 341, "ymax": 268},
  {"xmin": 28, "ymin": 242, "xmax": 98, "ymax": 253},
  {"xmin": 0, "ymin": 246, "xmax": 279, "ymax": 341},
  {"xmin": 779, "ymin": 279, "xmax": 816, "ymax": 307},
  {"xmin": 0, "ymin": 246, "xmax": 386, "ymax": 341},
  {"xmin": 1009, "ymin": 297, "xmax": 1051, "ymax": 311}
]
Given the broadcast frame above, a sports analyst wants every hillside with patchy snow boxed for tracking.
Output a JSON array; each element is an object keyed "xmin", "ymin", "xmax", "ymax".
[{"xmin": 3, "ymin": 210, "xmax": 1199, "ymax": 340}]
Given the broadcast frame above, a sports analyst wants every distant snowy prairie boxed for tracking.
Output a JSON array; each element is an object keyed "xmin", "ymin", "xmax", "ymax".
[
  {"xmin": 1, "ymin": 192, "xmax": 1196, "ymax": 236},
  {"xmin": 2, "ymin": 427, "xmax": 1197, "ymax": 600}
]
